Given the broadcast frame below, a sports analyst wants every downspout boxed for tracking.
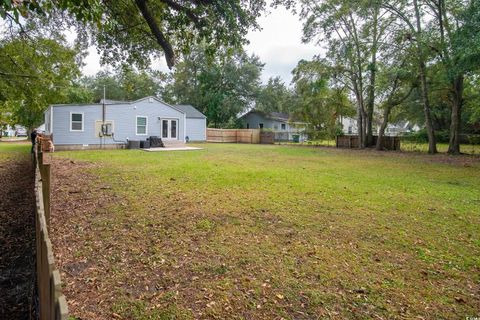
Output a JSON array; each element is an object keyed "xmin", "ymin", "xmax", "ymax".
[
  {"xmin": 102, "ymin": 85, "xmax": 106, "ymax": 124},
  {"xmin": 50, "ymin": 106, "xmax": 54, "ymax": 132},
  {"xmin": 102, "ymin": 85, "xmax": 106, "ymax": 148},
  {"xmin": 184, "ymin": 113, "xmax": 187, "ymax": 143},
  {"xmin": 50, "ymin": 106, "xmax": 54, "ymax": 141}
]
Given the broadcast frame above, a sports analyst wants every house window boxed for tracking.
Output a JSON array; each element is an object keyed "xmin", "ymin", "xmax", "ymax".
[
  {"xmin": 348, "ymin": 126, "xmax": 352, "ymax": 134},
  {"xmin": 246, "ymin": 123, "xmax": 249, "ymax": 129},
  {"xmin": 281, "ymin": 123, "xmax": 286, "ymax": 130},
  {"xmin": 274, "ymin": 124, "xmax": 278, "ymax": 130},
  {"xmin": 136, "ymin": 116, "xmax": 148, "ymax": 135},
  {"xmin": 259, "ymin": 123, "xmax": 264, "ymax": 129},
  {"xmin": 70, "ymin": 113, "xmax": 83, "ymax": 131}
]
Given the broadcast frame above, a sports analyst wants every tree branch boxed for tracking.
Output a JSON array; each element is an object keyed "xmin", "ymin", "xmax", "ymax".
[
  {"xmin": 134, "ymin": 0, "xmax": 175, "ymax": 68},
  {"xmin": 159, "ymin": 0, "xmax": 201, "ymax": 26}
]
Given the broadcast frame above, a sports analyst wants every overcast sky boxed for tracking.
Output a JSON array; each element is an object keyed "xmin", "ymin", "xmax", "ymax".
[{"xmin": 81, "ymin": 6, "xmax": 319, "ymax": 85}]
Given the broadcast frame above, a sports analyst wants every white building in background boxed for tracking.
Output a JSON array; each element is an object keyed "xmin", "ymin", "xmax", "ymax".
[
  {"xmin": 339, "ymin": 116, "xmax": 358, "ymax": 135},
  {"xmin": 338, "ymin": 117, "xmax": 420, "ymax": 136}
]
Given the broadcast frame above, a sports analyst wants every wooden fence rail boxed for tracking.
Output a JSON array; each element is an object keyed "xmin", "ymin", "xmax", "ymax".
[{"xmin": 35, "ymin": 147, "xmax": 68, "ymax": 320}]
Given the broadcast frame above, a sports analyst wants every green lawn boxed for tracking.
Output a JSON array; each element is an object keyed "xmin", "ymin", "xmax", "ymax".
[
  {"xmin": 50, "ymin": 144, "xmax": 480, "ymax": 319},
  {"xmin": 277, "ymin": 139, "xmax": 480, "ymax": 155},
  {"xmin": 0, "ymin": 142, "xmax": 30, "ymax": 161}
]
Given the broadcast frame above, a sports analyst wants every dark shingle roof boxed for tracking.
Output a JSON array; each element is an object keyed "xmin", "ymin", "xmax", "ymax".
[{"xmin": 174, "ymin": 105, "xmax": 206, "ymax": 119}]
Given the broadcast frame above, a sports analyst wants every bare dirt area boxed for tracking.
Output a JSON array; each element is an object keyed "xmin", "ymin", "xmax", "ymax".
[
  {"xmin": 49, "ymin": 158, "xmax": 120, "ymax": 318},
  {"xmin": 0, "ymin": 154, "xmax": 36, "ymax": 319}
]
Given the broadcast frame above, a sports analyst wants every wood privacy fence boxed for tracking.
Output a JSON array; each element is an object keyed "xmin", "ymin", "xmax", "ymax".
[
  {"xmin": 336, "ymin": 135, "xmax": 401, "ymax": 150},
  {"xmin": 35, "ymin": 147, "xmax": 69, "ymax": 320},
  {"xmin": 260, "ymin": 131, "xmax": 275, "ymax": 144},
  {"xmin": 207, "ymin": 128, "xmax": 261, "ymax": 144}
]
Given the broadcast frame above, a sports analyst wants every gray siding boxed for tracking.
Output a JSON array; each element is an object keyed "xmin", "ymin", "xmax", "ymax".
[
  {"xmin": 243, "ymin": 113, "xmax": 294, "ymax": 131},
  {"xmin": 51, "ymin": 99, "xmax": 186, "ymax": 145},
  {"xmin": 243, "ymin": 112, "xmax": 307, "ymax": 142},
  {"xmin": 185, "ymin": 118, "xmax": 206, "ymax": 141}
]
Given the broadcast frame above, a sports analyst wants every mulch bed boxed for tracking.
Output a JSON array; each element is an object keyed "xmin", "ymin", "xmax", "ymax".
[{"xmin": 0, "ymin": 156, "xmax": 36, "ymax": 319}]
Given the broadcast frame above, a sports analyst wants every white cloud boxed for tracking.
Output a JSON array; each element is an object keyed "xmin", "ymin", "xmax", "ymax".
[
  {"xmin": 245, "ymin": 6, "xmax": 318, "ymax": 84},
  {"xmin": 82, "ymin": 47, "xmax": 102, "ymax": 76}
]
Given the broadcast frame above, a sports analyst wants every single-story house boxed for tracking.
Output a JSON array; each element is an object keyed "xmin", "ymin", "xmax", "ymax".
[
  {"xmin": 339, "ymin": 116, "xmax": 420, "ymax": 136},
  {"xmin": 239, "ymin": 110, "xmax": 307, "ymax": 141},
  {"xmin": 382, "ymin": 121, "xmax": 421, "ymax": 136},
  {"xmin": 44, "ymin": 97, "xmax": 206, "ymax": 149}
]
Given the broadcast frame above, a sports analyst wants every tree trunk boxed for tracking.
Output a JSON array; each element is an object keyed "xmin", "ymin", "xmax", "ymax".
[
  {"xmin": 366, "ymin": 8, "xmax": 379, "ymax": 147},
  {"xmin": 413, "ymin": 0, "xmax": 437, "ymax": 154},
  {"xmin": 134, "ymin": 0, "xmax": 175, "ymax": 68},
  {"xmin": 366, "ymin": 73, "xmax": 376, "ymax": 147},
  {"xmin": 448, "ymin": 75, "xmax": 464, "ymax": 154},
  {"xmin": 376, "ymin": 104, "xmax": 392, "ymax": 150},
  {"xmin": 418, "ymin": 60, "xmax": 437, "ymax": 154},
  {"xmin": 362, "ymin": 109, "xmax": 367, "ymax": 148},
  {"xmin": 353, "ymin": 78, "xmax": 366, "ymax": 148},
  {"xmin": 357, "ymin": 106, "xmax": 363, "ymax": 148}
]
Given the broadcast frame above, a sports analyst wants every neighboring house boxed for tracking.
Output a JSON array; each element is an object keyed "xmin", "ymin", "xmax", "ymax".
[
  {"xmin": 339, "ymin": 116, "xmax": 358, "ymax": 135},
  {"xmin": 339, "ymin": 116, "xmax": 420, "ymax": 136},
  {"xmin": 239, "ymin": 110, "xmax": 307, "ymax": 141},
  {"xmin": 3, "ymin": 125, "xmax": 16, "ymax": 137},
  {"xmin": 44, "ymin": 96, "xmax": 206, "ymax": 149},
  {"xmin": 382, "ymin": 121, "xmax": 420, "ymax": 136}
]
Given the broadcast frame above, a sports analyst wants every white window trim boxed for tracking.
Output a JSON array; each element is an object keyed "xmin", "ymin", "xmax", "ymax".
[
  {"xmin": 136, "ymin": 116, "xmax": 148, "ymax": 135},
  {"xmin": 70, "ymin": 112, "xmax": 84, "ymax": 132}
]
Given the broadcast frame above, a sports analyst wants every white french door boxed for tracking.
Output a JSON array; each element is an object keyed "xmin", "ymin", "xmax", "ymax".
[{"xmin": 161, "ymin": 119, "xmax": 178, "ymax": 139}]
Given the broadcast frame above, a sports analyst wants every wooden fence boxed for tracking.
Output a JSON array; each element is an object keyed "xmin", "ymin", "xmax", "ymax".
[
  {"xmin": 207, "ymin": 128, "xmax": 261, "ymax": 144},
  {"xmin": 260, "ymin": 131, "xmax": 274, "ymax": 144},
  {"xmin": 35, "ymin": 146, "xmax": 69, "ymax": 320},
  {"xmin": 336, "ymin": 135, "xmax": 401, "ymax": 150}
]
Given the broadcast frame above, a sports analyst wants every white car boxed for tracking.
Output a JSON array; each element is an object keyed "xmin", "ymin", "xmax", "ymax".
[{"xmin": 15, "ymin": 128, "xmax": 27, "ymax": 137}]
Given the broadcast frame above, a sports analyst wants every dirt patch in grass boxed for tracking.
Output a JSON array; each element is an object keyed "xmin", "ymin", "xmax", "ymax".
[
  {"xmin": 0, "ymin": 151, "xmax": 36, "ymax": 319},
  {"xmin": 50, "ymin": 158, "xmax": 121, "ymax": 318}
]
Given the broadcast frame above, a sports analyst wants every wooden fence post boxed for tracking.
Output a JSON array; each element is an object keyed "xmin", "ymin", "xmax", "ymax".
[
  {"xmin": 42, "ymin": 164, "xmax": 51, "ymax": 226},
  {"xmin": 34, "ymin": 147, "xmax": 69, "ymax": 320}
]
